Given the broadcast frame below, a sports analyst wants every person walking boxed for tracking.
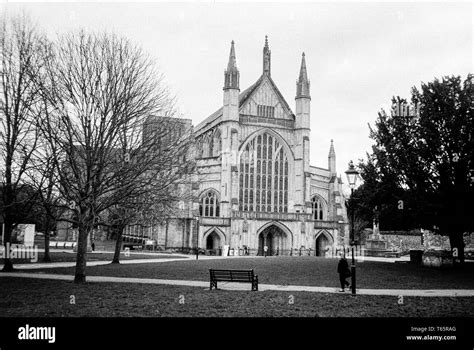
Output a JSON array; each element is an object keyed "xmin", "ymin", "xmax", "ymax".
[
  {"xmin": 263, "ymin": 245, "xmax": 268, "ymax": 257},
  {"xmin": 337, "ymin": 253, "xmax": 351, "ymax": 292}
]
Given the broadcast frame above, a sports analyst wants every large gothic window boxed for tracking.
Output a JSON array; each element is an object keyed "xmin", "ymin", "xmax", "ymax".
[
  {"xmin": 312, "ymin": 196, "xmax": 324, "ymax": 220},
  {"xmin": 199, "ymin": 191, "xmax": 220, "ymax": 217},
  {"xmin": 239, "ymin": 133, "xmax": 289, "ymax": 213}
]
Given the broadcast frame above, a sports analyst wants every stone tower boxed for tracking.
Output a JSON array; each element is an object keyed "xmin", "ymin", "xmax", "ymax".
[
  {"xmin": 221, "ymin": 41, "xmax": 240, "ymax": 216},
  {"xmin": 295, "ymin": 52, "xmax": 311, "ymax": 213}
]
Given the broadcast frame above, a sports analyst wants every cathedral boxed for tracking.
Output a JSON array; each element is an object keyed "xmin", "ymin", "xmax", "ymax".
[
  {"xmin": 67, "ymin": 37, "xmax": 349, "ymax": 256},
  {"xmin": 187, "ymin": 37, "xmax": 348, "ymax": 256}
]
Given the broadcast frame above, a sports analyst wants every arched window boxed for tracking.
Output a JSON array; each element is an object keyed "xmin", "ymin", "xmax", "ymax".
[
  {"xmin": 312, "ymin": 196, "xmax": 324, "ymax": 220},
  {"xmin": 196, "ymin": 141, "xmax": 203, "ymax": 158},
  {"xmin": 212, "ymin": 129, "xmax": 222, "ymax": 157},
  {"xmin": 200, "ymin": 128, "xmax": 221, "ymax": 158},
  {"xmin": 199, "ymin": 191, "xmax": 220, "ymax": 217},
  {"xmin": 201, "ymin": 134, "xmax": 210, "ymax": 158},
  {"xmin": 239, "ymin": 132, "xmax": 289, "ymax": 213}
]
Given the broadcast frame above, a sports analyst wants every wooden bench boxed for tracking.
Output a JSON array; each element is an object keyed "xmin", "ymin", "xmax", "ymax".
[
  {"xmin": 123, "ymin": 243, "xmax": 143, "ymax": 250},
  {"xmin": 209, "ymin": 269, "xmax": 258, "ymax": 291}
]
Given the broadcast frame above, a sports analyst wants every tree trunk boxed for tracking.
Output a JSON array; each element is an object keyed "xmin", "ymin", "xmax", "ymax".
[
  {"xmin": 74, "ymin": 224, "xmax": 90, "ymax": 283},
  {"xmin": 2, "ymin": 244, "xmax": 14, "ymax": 271},
  {"xmin": 43, "ymin": 218, "xmax": 52, "ymax": 263},
  {"xmin": 112, "ymin": 226, "xmax": 124, "ymax": 264},
  {"xmin": 2, "ymin": 222, "xmax": 14, "ymax": 272},
  {"xmin": 43, "ymin": 231, "xmax": 51, "ymax": 263}
]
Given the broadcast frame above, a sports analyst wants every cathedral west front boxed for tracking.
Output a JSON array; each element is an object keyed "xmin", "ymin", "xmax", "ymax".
[
  {"xmin": 188, "ymin": 37, "xmax": 349, "ymax": 256},
  {"xmin": 116, "ymin": 37, "xmax": 350, "ymax": 256}
]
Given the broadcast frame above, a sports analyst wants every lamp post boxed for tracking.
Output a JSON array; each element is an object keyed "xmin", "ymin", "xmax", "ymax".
[
  {"xmin": 194, "ymin": 217, "xmax": 199, "ymax": 260},
  {"xmin": 345, "ymin": 160, "xmax": 359, "ymax": 296}
]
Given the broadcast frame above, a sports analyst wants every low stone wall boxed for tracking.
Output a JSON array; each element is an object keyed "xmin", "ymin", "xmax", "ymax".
[
  {"xmin": 380, "ymin": 234, "xmax": 423, "ymax": 251},
  {"xmin": 422, "ymin": 250, "xmax": 453, "ymax": 267},
  {"xmin": 422, "ymin": 231, "xmax": 451, "ymax": 250},
  {"xmin": 373, "ymin": 230, "xmax": 474, "ymax": 252}
]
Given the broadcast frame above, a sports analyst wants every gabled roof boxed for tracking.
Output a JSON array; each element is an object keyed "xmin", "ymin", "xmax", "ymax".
[{"xmin": 195, "ymin": 74, "xmax": 295, "ymax": 133}]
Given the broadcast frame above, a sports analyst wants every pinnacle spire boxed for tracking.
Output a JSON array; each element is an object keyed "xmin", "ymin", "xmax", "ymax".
[
  {"xmin": 263, "ymin": 35, "xmax": 271, "ymax": 76},
  {"xmin": 227, "ymin": 40, "xmax": 237, "ymax": 71},
  {"xmin": 329, "ymin": 139, "xmax": 335, "ymax": 156},
  {"xmin": 224, "ymin": 40, "xmax": 239, "ymax": 90},
  {"xmin": 328, "ymin": 139, "xmax": 336, "ymax": 174},
  {"xmin": 299, "ymin": 52, "xmax": 308, "ymax": 82},
  {"xmin": 296, "ymin": 52, "xmax": 310, "ymax": 99}
]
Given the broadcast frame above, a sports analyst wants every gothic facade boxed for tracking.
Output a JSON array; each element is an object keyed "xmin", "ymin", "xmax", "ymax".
[{"xmin": 188, "ymin": 37, "xmax": 349, "ymax": 256}]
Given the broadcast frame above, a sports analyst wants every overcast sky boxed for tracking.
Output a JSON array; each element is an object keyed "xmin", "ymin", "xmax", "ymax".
[{"xmin": 2, "ymin": 1, "xmax": 472, "ymax": 181}]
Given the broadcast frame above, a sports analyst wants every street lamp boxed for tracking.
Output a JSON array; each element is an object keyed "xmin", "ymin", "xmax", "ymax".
[
  {"xmin": 345, "ymin": 160, "xmax": 360, "ymax": 296},
  {"xmin": 194, "ymin": 217, "xmax": 199, "ymax": 260}
]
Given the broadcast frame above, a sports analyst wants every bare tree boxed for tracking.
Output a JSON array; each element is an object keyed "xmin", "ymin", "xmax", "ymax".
[
  {"xmin": 0, "ymin": 14, "xmax": 45, "ymax": 271},
  {"xmin": 26, "ymin": 138, "xmax": 66, "ymax": 262},
  {"xmin": 35, "ymin": 30, "xmax": 194, "ymax": 283},
  {"xmin": 106, "ymin": 148, "xmax": 196, "ymax": 265}
]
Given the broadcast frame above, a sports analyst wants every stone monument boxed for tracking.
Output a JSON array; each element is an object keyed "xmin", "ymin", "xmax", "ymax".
[{"xmin": 365, "ymin": 206, "xmax": 390, "ymax": 257}]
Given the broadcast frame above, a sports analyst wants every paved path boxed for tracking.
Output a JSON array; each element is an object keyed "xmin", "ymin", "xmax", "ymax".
[
  {"xmin": 1, "ymin": 272, "xmax": 473, "ymax": 297},
  {"xmin": 0, "ymin": 252, "xmax": 331, "ymax": 270},
  {"xmin": 0, "ymin": 253, "xmax": 274, "ymax": 270},
  {"xmin": 0, "ymin": 256, "xmax": 193, "ymax": 270},
  {"xmin": 0, "ymin": 252, "xmax": 414, "ymax": 270}
]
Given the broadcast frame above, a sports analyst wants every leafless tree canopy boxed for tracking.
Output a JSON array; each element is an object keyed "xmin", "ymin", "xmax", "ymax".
[
  {"xmin": 0, "ymin": 15, "xmax": 195, "ymax": 278},
  {"xmin": 32, "ymin": 30, "xmax": 195, "ymax": 282},
  {"xmin": 0, "ymin": 14, "xmax": 46, "ymax": 271}
]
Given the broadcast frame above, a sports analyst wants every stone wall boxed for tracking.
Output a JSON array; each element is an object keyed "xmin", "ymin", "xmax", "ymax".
[
  {"xmin": 422, "ymin": 230, "xmax": 451, "ymax": 250},
  {"xmin": 367, "ymin": 229, "xmax": 474, "ymax": 253},
  {"xmin": 422, "ymin": 250, "xmax": 453, "ymax": 267},
  {"xmin": 380, "ymin": 234, "xmax": 423, "ymax": 251}
]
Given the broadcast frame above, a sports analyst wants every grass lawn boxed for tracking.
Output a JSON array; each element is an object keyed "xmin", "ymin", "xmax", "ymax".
[
  {"xmin": 24, "ymin": 256, "xmax": 474, "ymax": 289},
  {"xmin": 0, "ymin": 251, "xmax": 186, "ymax": 265},
  {"xmin": 0, "ymin": 277, "xmax": 472, "ymax": 317}
]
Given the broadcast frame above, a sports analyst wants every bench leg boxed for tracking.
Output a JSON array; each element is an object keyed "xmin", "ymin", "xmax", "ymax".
[
  {"xmin": 210, "ymin": 280, "xmax": 217, "ymax": 290},
  {"xmin": 252, "ymin": 279, "xmax": 258, "ymax": 291}
]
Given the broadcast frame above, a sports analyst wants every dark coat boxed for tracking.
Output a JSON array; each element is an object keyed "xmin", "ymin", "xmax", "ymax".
[{"xmin": 337, "ymin": 258, "xmax": 350, "ymax": 275}]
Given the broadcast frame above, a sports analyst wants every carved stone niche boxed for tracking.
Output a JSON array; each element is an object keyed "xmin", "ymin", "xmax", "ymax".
[{"xmin": 242, "ymin": 217, "xmax": 248, "ymax": 233}]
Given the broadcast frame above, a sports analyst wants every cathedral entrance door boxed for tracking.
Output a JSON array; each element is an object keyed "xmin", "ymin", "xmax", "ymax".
[
  {"xmin": 206, "ymin": 231, "xmax": 221, "ymax": 255},
  {"xmin": 316, "ymin": 234, "xmax": 329, "ymax": 256},
  {"xmin": 258, "ymin": 225, "xmax": 287, "ymax": 256}
]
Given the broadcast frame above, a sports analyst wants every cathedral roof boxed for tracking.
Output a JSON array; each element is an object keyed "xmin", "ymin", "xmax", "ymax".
[{"xmin": 195, "ymin": 74, "xmax": 295, "ymax": 133}]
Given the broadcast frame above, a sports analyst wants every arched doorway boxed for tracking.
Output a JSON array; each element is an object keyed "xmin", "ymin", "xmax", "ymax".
[
  {"xmin": 258, "ymin": 225, "xmax": 288, "ymax": 256},
  {"xmin": 315, "ymin": 233, "xmax": 330, "ymax": 257},
  {"xmin": 206, "ymin": 231, "xmax": 221, "ymax": 255}
]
